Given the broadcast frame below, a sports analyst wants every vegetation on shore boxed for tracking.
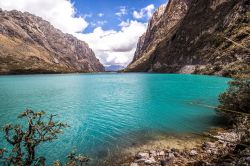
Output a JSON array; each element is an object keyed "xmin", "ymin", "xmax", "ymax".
[
  {"xmin": 219, "ymin": 77, "xmax": 250, "ymax": 114},
  {"xmin": 0, "ymin": 110, "xmax": 89, "ymax": 166}
]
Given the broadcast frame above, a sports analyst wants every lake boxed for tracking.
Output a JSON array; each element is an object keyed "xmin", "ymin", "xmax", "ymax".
[{"xmin": 0, "ymin": 73, "xmax": 229, "ymax": 164}]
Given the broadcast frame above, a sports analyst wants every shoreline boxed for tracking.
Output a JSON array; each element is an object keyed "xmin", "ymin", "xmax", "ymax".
[{"xmin": 98, "ymin": 116, "xmax": 249, "ymax": 166}]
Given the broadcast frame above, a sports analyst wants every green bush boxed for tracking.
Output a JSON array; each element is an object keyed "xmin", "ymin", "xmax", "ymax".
[
  {"xmin": 219, "ymin": 78, "xmax": 250, "ymax": 114},
  {"xmin": 0, "ymin": 109, "xmax": 89, "ymax": 166}
]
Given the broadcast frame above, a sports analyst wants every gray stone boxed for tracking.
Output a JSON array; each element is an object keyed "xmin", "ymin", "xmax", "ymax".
[
  {"xmin": 159, "ymin": 151, "xmax": 165, "ymax": 156},
  {"xmin": 137, "ymin": 152, "xmax": 149, "ymax": 159},
  {"xmin": 203, "ymin": 142, "xmax": 216, "ymax": 149},
  {"xmin": 135, "ymin": 158, "xmax": 146, "ymax": 163},
  {"xmin": 150, "ymin": 150, "xmax": 157, "ymax": 157},
  {"xmin": 130, "ymin": 163, "xmax": 139, "ymax": 166},
  {"xmin": 206, "ymin": 150, "xmax": 212, "ymax": 154},
  {"xmin": 144, "ymin": 157, "xmax": 156, "ymax": 164},
  {"xmin": 169, "ymin": 153, "xmax": 175, "ymax": 159},
  {"xmin": 190, "ymin": 150, "xmax": 198, "ymax": 156},
  {"xmin": 245, "ymin": 156, "xmax": 250, "ymax": 163}
]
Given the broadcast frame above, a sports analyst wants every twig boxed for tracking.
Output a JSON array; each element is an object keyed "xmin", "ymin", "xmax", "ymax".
[{"xmin": 188, "ymin": 102, "xmax": 250, "ymax": 116}]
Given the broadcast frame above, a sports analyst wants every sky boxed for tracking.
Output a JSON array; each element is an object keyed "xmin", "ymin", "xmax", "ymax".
[{"xmin": 0, "ymin": 0, "xmax": 167, "ymax": 67}]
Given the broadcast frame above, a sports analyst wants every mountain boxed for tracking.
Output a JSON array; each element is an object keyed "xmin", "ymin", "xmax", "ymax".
[
  {"xmin": 105, "ymin": 65, "xmax": 125, "ymax": 72},
  {"xmin": 0, "ymin": 9, "xmax": 104, "ymax": 74},
  {"xmin": 125, "ymin": 0, "xmax": 250, "ymax": 77}
]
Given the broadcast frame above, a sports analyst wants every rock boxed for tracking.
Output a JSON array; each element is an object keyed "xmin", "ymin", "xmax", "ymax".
[
  {"xmin": 212, "ymin": 149, "xmax": 218, "ymax": 155},
  {"xmin": 173, "ymin": 152, "xmax": 181, "ymax": 157},
  {"xmin": 215, "ymin": 132, "xmax": 240, "ymax": 142},
  {"xmin": 246, "ymin": 156, "xmax": 250, "ymax": 163},
  {"xmin": 206, "ymin": 150, "xmax": 212, "ymax": 154},
  {"xmin": 168, "ymin": 153, "xmax": 175, "ymax": 159},
  {"xmin": 203, "ymin": 142, "xmax": 216, "ymax": 150},
  {"xmin": 171, "ymin": 148, "xmax": 179, "ymax": 153},
  {"xmin": 159, "ymin": 151, "xmax": 165, "ymax": 156},
  {"xmin": 234, "ymin": 144, "xmax": 247, "ymax": 153},
  {"xmin": 222, "ymin": 142, "xmax": 228, "ymax": 148},
  {"xmin": 150, "ymin": 150, "xmax": 157, "ymax": 157},
  {"xmin": 130, "ymin": 163, "xmax": 139, "ymax": 166},
  {"xmin": 165, "ymin": 149, "xmax": 171, "ymax": 153},
  {"xmin": 160, "ymin": 160, "xmax": 168, "ymax": 166},
  {"xmin": 144, "ymin": 157, "xmax": 156, "ymax": 164},
  {"xmin": 137, "ymin": 152, "xmax": 149, "ymax": 159},
  {"xmin": 135, "ymin": 158, "xmax": 146, "ymax": 163},
  {"xmin": 190, "ymin": 150, "xmax": 198, "ymax": 156}
]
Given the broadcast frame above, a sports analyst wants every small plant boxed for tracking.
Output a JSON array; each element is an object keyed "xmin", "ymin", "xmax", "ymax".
[
  {"xmin": 0, "ymin": 109, "xmax": 89, "ymax": 166},
  {"xmin": 54, "ymin": 149, "xmax": 90, "ymax": 166}
]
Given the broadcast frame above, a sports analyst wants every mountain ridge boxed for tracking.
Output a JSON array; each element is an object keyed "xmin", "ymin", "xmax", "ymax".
[
  {"xmin": 0, "ymin": 9, "xmax": 105, "ymax": 74},
  {"xmin": 125, "ymin": 0, "xmax": 250, "ymax": 77}
]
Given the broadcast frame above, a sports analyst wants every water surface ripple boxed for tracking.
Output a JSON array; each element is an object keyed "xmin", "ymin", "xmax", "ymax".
[{"xmin": 0, "ymin": 73, "xmax": 229, "ymax": 164}]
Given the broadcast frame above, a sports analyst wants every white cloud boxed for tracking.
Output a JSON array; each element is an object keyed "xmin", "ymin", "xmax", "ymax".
[
  {"xmin": 0, "ymin": 0, "xmax": 88, "ymax": 34},
  {"xmin": 119, "ymin": 19, "xmax": 130, "ymax": 27},
  {"xmin": 90, "ymin": 20, "xmax": 107, "ymax": 28},
  {"xmin": 75, "ymin": 20, "xmax": 147, "ymax": 66},
  {"xmin": 0, "ymin": 0, "xmax": 149, "ymax": 66},
  {"xmin": 98, "ymin": 13, "xmax": 104, "ymax": 17},
  {"xmin": 133, "ymin": 4, "xmax": 155, "ymax": 19},
  {"xmin": 115, "ymin": 6, "xmax": 127, "ymax": 17}
]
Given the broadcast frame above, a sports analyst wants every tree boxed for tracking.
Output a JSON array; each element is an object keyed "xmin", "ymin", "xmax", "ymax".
[
  {"xmin": 218, "ymin": 78, "xmax": 250, "ymax": 114},
  {"xmin": 0, "ymin": 109, "xmax": 69, "ymax": 166}
]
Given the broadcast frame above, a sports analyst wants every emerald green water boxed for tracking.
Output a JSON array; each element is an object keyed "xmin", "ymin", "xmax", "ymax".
[{"xmin": 0, "ymin": 73, "xmax": 229, "ymax": 164}]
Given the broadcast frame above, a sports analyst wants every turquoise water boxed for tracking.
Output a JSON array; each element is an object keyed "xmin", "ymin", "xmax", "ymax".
[{"xmin": 0, "ymin": 73, "xmax": 229, "ymax": 164}]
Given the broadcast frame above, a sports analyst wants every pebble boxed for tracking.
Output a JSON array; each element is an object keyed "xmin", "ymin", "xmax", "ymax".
[
  {"xmin": 169, "ymin": 153, "xmax": 175, "ymax": 159},
  {"xmin": 144, "ymin": 157, "xmax": 156, "ymax": 164},
  {"xmin": 135, "ymin": 158, "xmax": 146, "ymax": 163},
  {"xmin": 130, "ymin": 163, "xmax": 139, "ymax": 166},
  {"xmin": 137, "ymin": 152, "xmax": 149, "ymax": 159},
  {"xmin": 130, "ymin": 129, "xmax": 250, "ymax": 166},
  {"xmin": 246, "ymin": 156, "xmax": 250, "ymax": 163},
  {"xmin": 203, "ymin": 142, "xmax": 216, "ymax": 149},
  {"xmin": 206, "ymin": 150, "xmax": 212, "ymax": 154},
  {"xmin": 190, "ymin": 150, "xmax": 198, "ymax": 156},
  {"xmin": 159, "ymin": 151, "xmax": 165, "ymax": 156},
  {"xmin": 150, "ymin": 150, "xmax": 157, "ymax": 157}
]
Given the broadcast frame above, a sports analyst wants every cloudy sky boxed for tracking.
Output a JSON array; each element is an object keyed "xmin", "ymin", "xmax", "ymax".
[{"xmin": 0, "ymin": 0, "xmax": 166, "ymax": 67}]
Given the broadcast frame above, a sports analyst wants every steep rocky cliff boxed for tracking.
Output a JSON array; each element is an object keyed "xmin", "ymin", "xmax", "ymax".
[
  {"xmin": 0, "ymin": 9, "xmax": 104, "ymax": 74},
  {"xmin": 125, "ymin": 0, "xmax": 250, "ymax": 77}
]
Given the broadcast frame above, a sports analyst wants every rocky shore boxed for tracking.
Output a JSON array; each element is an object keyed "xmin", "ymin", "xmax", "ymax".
[
  {"xmin": 99, "ymin": 116, "xmax": 249, "ymax": 166},
  {"xmin": 127, "ymin": 117, "xmax": 250, "ymax": 166}
]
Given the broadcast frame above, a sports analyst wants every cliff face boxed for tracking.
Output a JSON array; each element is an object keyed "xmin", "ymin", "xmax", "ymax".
[
  {"xmin": 125, "ymin": 0, "xmax": 250, "ymax": 77},
  {"xmin": 131, "ymin": 0, "xmax": 191, "ymax": 64},
  {"xmin": 0, "ymin": 9, "xmax": 104, "ymax": 74}
]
